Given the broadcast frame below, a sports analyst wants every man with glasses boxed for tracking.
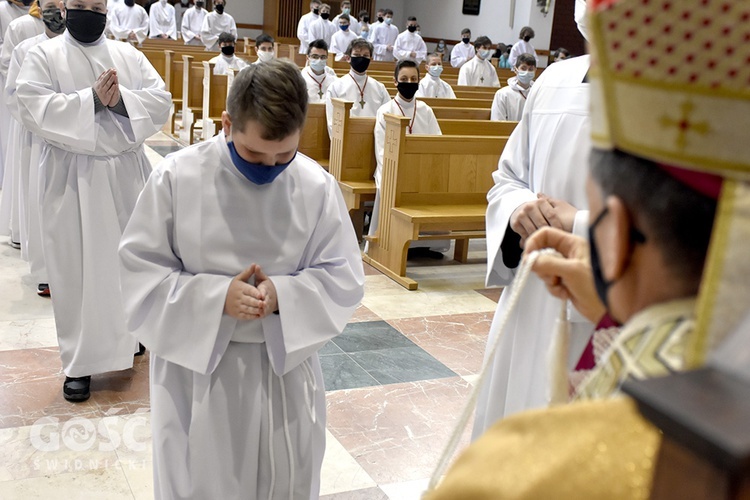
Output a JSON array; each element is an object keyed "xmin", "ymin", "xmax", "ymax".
[{"xmin": 302, "ymin": 38, "xmax": 335, "ymax": 103}]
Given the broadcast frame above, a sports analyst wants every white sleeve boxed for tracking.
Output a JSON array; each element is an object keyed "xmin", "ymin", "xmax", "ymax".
[
  {"xmin": 415, "ymin": 38, "xmax": 427, "ymax": 63},
  {"xmin": 296, "ymin": 15, "xmax": 308, "ymax": 45},
  {"xmin": 119, "ymin": 165, "xmax": 237, "ymax": 376},
  {"xmin": 457, "ymin": 64, "xmax": 468, "ymax": 85},
  {"xmin": 261, "ymin": 177, "xmax": 365, "ymax": 375},
  {"xmin": 509, "ymin": 41, "xmax": 521, "ymax": 67},
  {"xmin": 200, "ymin": 16, "xmax": 217, "ymax": 48}
]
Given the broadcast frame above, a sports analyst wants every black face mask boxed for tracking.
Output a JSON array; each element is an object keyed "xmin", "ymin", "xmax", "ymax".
[
  {"xmin": 195, "ymin": 1, "xmax": 204, "ymax": 7},
  {"xmin": 349, "ymin": 56, "xmax": 370, "ymax": 73},
  {"xmin": 65, "ymin": 9, "xmax": 107, "ymax": 44},
  {"xmin": 462, "ymin": 37, "xmax": 470, "ymax": 44},
  {"xmin": 124, "ymin": 0, "xmax": 134, "ymax": 5},
  {"xmin": 588, "ymin": 207, "xmax": 646, "ymax": 310},
  {"xmin": 42, "ymin": 8, "xmax": 66, "ymax": 34},
  {"xmin": 397, "ymin": 81, "xmax": 419, "ymax": 100},
  {"xmin": 362, "ymin": 15, "xmax": 369, "ymax": 23},
  {"xmin": 21, "ymin": 0, "xmax": 34, "ymax": 6},
  {"xmin": 313, "ymin": 8, "xmax": 319, "ymax": 14},
  {"xmin": 221, "ymin": 45, "xmax": 235, "ymax": 56},
  {"xmin": 377, "ymin": 16, "xmax": 383, "ymax": 23},
  {"xmin": 407, "ymin": 25, "xmax": 417, "ymax": 32},
  {"xmin": 524, "ymin": 36, "xmax": 532, "ymax": 42},
  {"xmin": 215, "ymin": 3, "xmax": 224, "ymax": 14},
  {"xmin": 321, "ymin": 12, "xmax": 329, "ymax": 19}
]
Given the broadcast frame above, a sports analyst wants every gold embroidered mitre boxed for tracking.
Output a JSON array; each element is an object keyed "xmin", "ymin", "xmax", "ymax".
[{"xmin": 588, "ymin": 0, "xmax": 750, "ymax": 366}]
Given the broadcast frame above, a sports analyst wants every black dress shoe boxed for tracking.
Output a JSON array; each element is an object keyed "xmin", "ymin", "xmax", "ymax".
[
  {"xmin": 407, "ymin": 247, "xmax": 445, "ymax": 260},
  {"xmin": 135, "ymin": 343, "xmax": 146, "ymax": 356},
  {"xmin": 63, "ymin": 376, "xmax": 91, "ymax": 402},
  {"xmin": 37, "ymin": 283, "xmax": 50, "ymax": 297}
]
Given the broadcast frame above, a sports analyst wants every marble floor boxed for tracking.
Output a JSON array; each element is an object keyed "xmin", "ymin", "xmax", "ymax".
[{"xmin": 0, "ymin": 132, "xmax": 503, "ymax": 499}]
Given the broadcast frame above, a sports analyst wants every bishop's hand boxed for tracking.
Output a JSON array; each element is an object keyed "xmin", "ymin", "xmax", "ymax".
[{"xmin": 525, "ymin": 227, "xmax": 606, "ymax": 323}]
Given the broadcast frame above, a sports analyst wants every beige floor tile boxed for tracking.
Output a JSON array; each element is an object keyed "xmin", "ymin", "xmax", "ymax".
[
  {"xmin": 0, "ymin": 319, "xmax": 57, "ymax": 352},
  {"xmin": 0, "ymin": 239, "xmax": 54, "ymax": 322},
  {"xmin": 0, "ymin": 464, "xmax": 135, "ymax": 499},
  {"xmin": 121, "ymin": 460, "xmax": 154, "ymax": 500},
  {"xmin": 380, "ymin": 477, "xmax": 431, "ymax": 499},
  {"xmin": 320, "ymin": 429, "xmax": 377, "ymax": 495},
  {"xmin": 0, "ymin": 417, "xmax": 121, "ymax": 482},
  {"xmin": 362, "ymin": 276, "xmax": 498, "ymax": 320}
]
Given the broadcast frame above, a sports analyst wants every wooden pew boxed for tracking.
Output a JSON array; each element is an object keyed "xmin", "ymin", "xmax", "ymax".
[
  {"xmin": 329, "ymin": 98, "xmax": 516, "ymax": 241},
  {"xmin": 432, "ymin": 107, "xmax": 491, "ymax": 120},
  {"xmin": 164, "ymin": 50, "xmax": 184, "ymax": 135},
  {"xmin": 200, "ymin": 62, "xmax": 233, "ymax": 142},
  {"xmin": 299, "ymin": 103, "xmax": 330, "ymax": 168},
  {"xmin": 419, "ymin": 97, "xmax": 492, "ymax": 109},
  {"xmin": 329, "ymin": 99, "xmax": 378, "ymax": 239},
  {"xmin": 180, "ymin": 55, "xmax": 204, "ymax": 144},
  {"xmin": 364, "ymin": 113, "xmax": 507, "ymax": 290}
]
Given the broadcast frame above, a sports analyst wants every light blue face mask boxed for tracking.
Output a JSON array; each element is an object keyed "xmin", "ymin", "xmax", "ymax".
[
  {"xmin": 309, "ymin": 58, "xmax": 327, "ymax": 72},
  {"xmin": 227, "ymin": 141, "xmax": 296, "ymax": 185},
  {"xmin": 427, "ymin": 65, "xmax": 443, "ymax": 77}
]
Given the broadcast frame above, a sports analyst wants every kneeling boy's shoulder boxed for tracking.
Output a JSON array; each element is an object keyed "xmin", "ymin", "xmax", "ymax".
[{"xmin": 292, "ymin": 152, "xmax": 334, "ymax": 187}]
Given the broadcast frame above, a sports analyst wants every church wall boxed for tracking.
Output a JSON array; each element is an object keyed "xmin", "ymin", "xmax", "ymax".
[{"xmin": 230, "ymin": 0, "xmax": 265, "ymax": 39}]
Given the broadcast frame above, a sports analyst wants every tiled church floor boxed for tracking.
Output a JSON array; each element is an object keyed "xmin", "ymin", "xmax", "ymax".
[{"xmin": 0, "ymin": 132, "xmax": 502, "ymax": 499}]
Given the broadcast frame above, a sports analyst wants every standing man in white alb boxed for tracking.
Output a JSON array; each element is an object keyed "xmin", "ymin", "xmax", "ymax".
[
  {"xmin": 15, "ymin": 0, "xmax": 171, "ymax": 402},
  {"xmin": 148, "ymin": 0, "xmax": 176, "ymax": 39},
  {"xmin": 296, "ymin": 0, "xmax": 320, "ymax": 54},
  {"xmin": 473, "ymin": 0, "xmax": 594, "ymax": 437},
  {"xmin": 509, "ymin": 26, "xmax": 539, "ymax": 67},
  {"xmin": 199, "ymin": 0, "xmax": 235, "ymax": 51},
  {"xmin": 308, "ymin": 2, "xmax": 333, "ymax": 47},
  {"xmin": 457, "ymin": 36, "xmax": 500, "ymax": 87},
  {"xmin": 393, "ymin": 16, "xmax": 426, "ymax": 64},
  {"xmin": 0, "ymin": 2, "xmax": 44, "ymax": 257},
  {"xmin": 332, "ymin": 0, "xmax": 359, "ymax": 35},
  {"xmin": 119, "ymin": 58, "xmax": 365, "ymax": 500},
  {"xmin": 416, "ymin": 52, "xmax": 456, "ymax": 98},
  {"xmin": 371, "ymin": 8, "xmax": 397, "ymax": 62},
  {"xmin": 0, "ymin": 0, "xmax": 31, "ymax": 193},
  {"xmin": 329, "ymin": 14, "xmax": 357, "ymax": 61},
  {"xmin": 180, "ymin": 0, "xmax": 205, "ymax": 46},
  {"xmin": 109, "ymin": 0, "xmax": 149, "ymax": 44},
  {"xmin": 301, "ymin": 38, "xmax": 336, "ymax": 103},
  {"xmin": 450, "ymin": 28, "xmax": 475, "ymax": 68},
  {"xmin": 4, "ymin": 0, "xmax": 65, "ymax": 297}
]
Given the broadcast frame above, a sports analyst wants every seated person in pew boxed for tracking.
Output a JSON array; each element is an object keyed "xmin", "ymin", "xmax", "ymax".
[
  {"xmin": 180, "ymin": 0, "xmax": 206, "ymax": 46},
  {"xmin": 109, "ymin": 0, "xmax": 149, "ymax": 44},
  {"xmin": 324, "ymin": 39, "xmax": 390, "ymax": 136},
  {"xmin": 416, "ymin": 52, "xmax": 456, "ymax": 99},
  {"xmin": 491, "ymin": 53, "xmax": 535, "ymax": 121},
  {"xmin": 252, "ymin": 33, "xmax": 275, "ymax": 64},
  {"xmin": 368, "ymin": 59, "xmax": 449, "ymax": 259},
  {"xmin": 208, "ymin": 32, "xmax": 247, "ymax": 75},
  {"xmin": 199, "ymin": 0, "xmax": 236, "ymax": 51},
  {"xmin": 302, "ymin": 38, "xmax": 337, "ymax": 103},
  {"xmin": 458, "ymin": 35, "xmax": 501, "ymax": 87},
  {"xmin": 329, "ymin": 14, "xmax": 358, "ymax": 61},
  {"xmin": 148, "ymin": 0, "xmax": 177, "ymax": 39}
]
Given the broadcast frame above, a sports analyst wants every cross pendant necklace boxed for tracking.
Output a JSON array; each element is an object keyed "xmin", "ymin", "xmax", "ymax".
[
  {"xmin": 350, "ymin": 74, "xmax": 369, "ymax": 108},
  {"xmin": 308, "ymin": 70, "xmax": 327, "ymax": 99},
  {"xmin": 394, "ymin": 99, "xmax": 417, "ymax": 135}
]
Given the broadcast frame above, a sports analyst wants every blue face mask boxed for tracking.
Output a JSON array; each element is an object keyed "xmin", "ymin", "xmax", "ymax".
[{"xmin": 227, "ymin": 141, "xmax": 295, "ymax": 185}]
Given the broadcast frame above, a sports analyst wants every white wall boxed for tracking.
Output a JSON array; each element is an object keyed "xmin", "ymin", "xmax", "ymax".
[
  {"xmin": 228, "ymin": 0, "xmax": 265, "ymax": 39},
  {"xmin": 375, "ymin": 0, "xmax": 407, "ymax": 31}
]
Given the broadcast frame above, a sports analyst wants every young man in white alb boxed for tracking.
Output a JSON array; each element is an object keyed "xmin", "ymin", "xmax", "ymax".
[
  {"xmin": 491, "ymin": 52, "xmax": 536, "ymax": 121},
  {"xmin": 416, "ymin": 52, "xmax": 456, "ymax": 98},
  {"xmin": 457, "ymin": 35, "xmax": 500, "ymax": 87}
]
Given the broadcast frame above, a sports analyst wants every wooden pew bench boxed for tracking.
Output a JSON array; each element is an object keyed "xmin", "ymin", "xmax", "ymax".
[
  {"xmin": 299, "ymin": 103, "xmax": 330, "ymax": 168},
  {"xmin": 364, "ymin": 113, "xmax": 508, "ymax": 290},
  {"xmin": 329, "ymin": 99, "xmax": 516, "ymax": 242}
]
